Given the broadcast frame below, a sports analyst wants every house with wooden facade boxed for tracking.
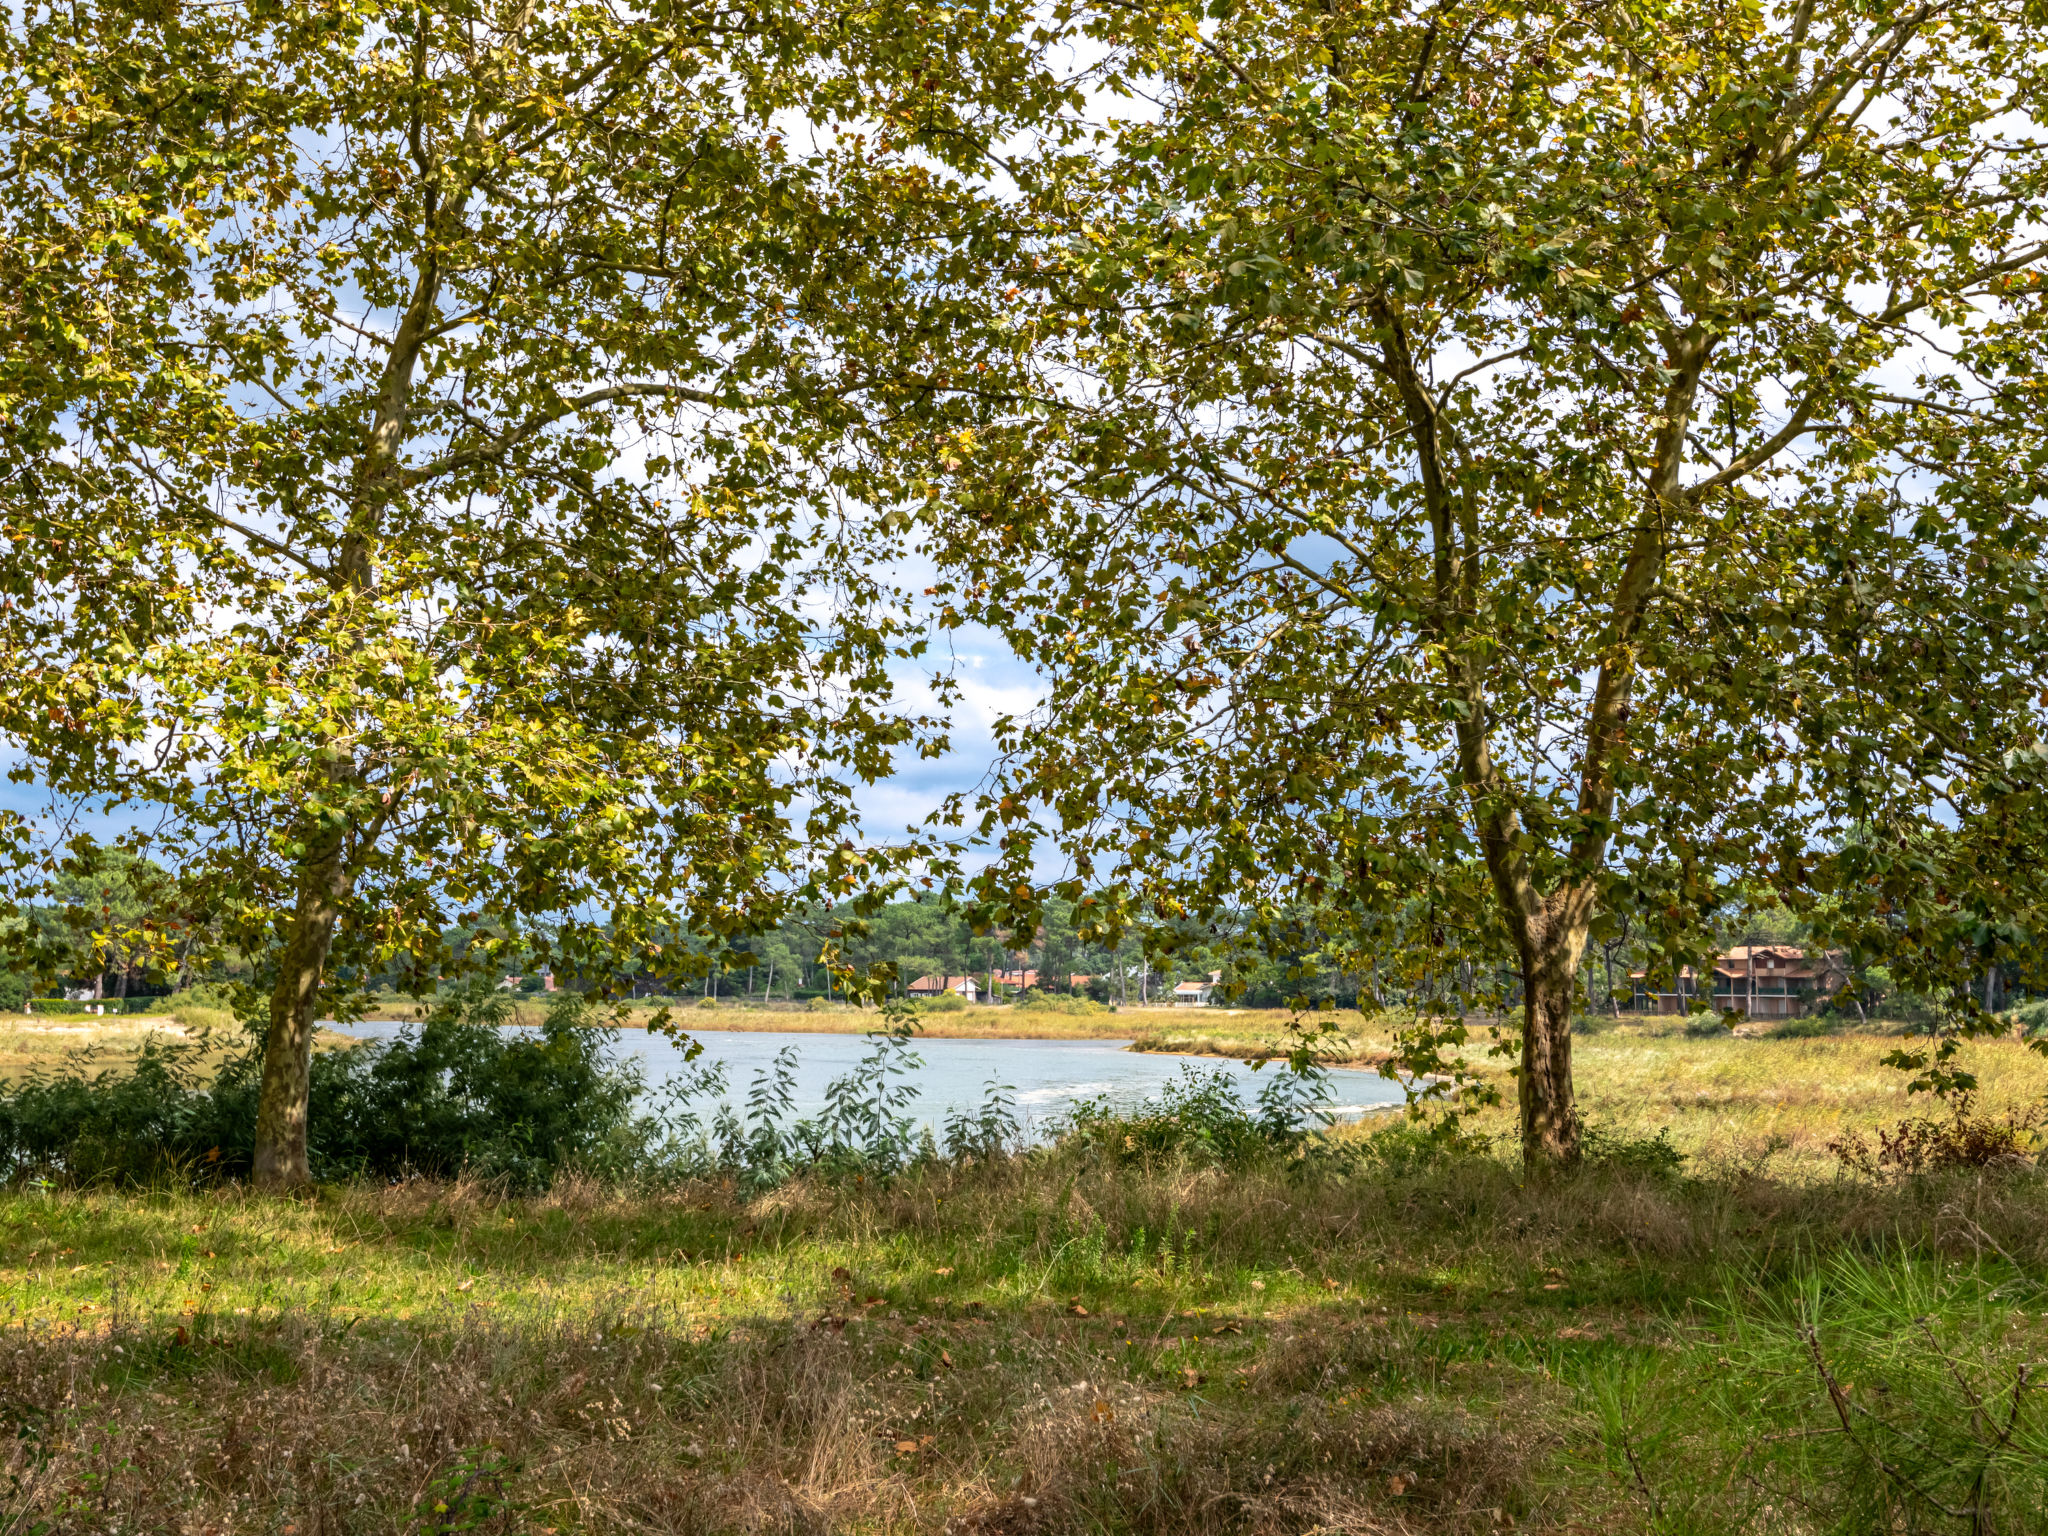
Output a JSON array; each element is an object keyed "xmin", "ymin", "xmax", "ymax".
[{"xmin": 1628, "ymin": 945, "xmax": 1847, "ymax": 1019}]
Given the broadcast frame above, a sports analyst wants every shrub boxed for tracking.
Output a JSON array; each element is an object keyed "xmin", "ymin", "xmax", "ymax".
[
  {"xmin": 1581, "ymin": 1124, "xmax": 1686, "ymax": 1176},
  {"xmin": 308, "ymin": 991, "xmax": 644, "ymax": 1187},
  {"xmin": 1631, "ymin": 1256, "xmax": 2048, "ymax": 1532},
  {"xmin": 1346, "ymin": 1117, "xmax": 1497, "ymax": 1175},
  {"xmin": 1683, "ymin": 1014, "xmax": 1730, "ymax": 1038},
  {"xmin": 0, "ymin": 989, "xmax": 647, "ymax": 1190},
  {"xmin": 1059, "ymin": 1063, "xmax": 1332, "ymax": 1167},
  {"xmin": 1009, "ymin": 991, "xmax": 1107, "ymax": 1016},
  {"xmin": 1769, "ymin": 1016, "xmax": 1837, "ymax": 1039},
  {"xmin": 915, "ymin": 993, "xmax": 967, "ymax": 1014},
  {"xmin": 0, "ymin": 973, "xmax": 26, "ymax": 1012},
  {"xmin": 1830, "ymin": 1095, "xmax": 2044, "ymax": 1177}
]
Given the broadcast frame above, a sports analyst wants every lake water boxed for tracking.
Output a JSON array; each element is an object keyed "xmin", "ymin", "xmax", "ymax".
[{"xmin": 340, "ymin": 1022, "xmax": 1408, "ymax": 1136}]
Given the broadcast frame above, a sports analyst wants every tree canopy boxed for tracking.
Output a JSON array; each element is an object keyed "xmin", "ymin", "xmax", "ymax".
[
  {"xmin": 0, "ymin": 0, "xmax": 1074, "ymax": 1183},
  {"xmin": 930, "ymin": 0, "xmax": 2048, "ymax": 1165}
]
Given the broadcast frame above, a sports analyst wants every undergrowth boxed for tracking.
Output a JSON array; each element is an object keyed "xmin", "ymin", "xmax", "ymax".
[{"xmin": 0, "ymin": 1145, "xmax": 2043, "ymax": 1534}]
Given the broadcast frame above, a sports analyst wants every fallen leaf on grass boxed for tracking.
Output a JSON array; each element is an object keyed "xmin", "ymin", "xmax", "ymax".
[
  {"xmin": 939, "ymin": 1350, "xmax": 953, "ymax": 1368},
  {"xmin": 1212, "ymin": 1321, "xmax": 1242, "ymax": 1335},
  {"xmin": 1178, "ymin": 1367, "xmax": 1205, "ymax": 1389},
  {"xmin": 1091, "ymin": 1399, "xmax": 1113, "ymax": 1423},
  {"xmin": 831, "ymin": 1266, "xmax": 851, "ymax": 1283},
  {"xmin": 1555, "ymin": 1326, "xmax": 1602, "ymax": 1341},
  {"xmin": 456, "ymin": 1278, "xmax": 475, "ymax": 1293},
  {"xmin": 895, "ymin": 1440, "xmax": 919, "ymax": 1454},
  {"xmin": 934, "ymin": 1266, "xmax": 954, "ymax": 1276}
]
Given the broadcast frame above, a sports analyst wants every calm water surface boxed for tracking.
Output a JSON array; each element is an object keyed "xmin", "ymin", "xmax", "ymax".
[{"xmin": 340, "ymin": 1022, "xmax": 1407, "ymax": 1134}]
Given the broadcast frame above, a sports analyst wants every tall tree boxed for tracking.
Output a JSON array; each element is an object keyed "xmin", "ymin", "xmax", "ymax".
[
  {"xmin": 0, "ymin": 0, "xmax": 1068, "ymax": 1185},
  {"xmin": 934, "ymin": 0, "xmax": 2048, "ymax": 1167}
]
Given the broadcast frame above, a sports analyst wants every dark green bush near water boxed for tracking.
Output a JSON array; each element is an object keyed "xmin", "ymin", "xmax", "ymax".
[
  {"xmin": 0, "ymin": 990, "xmax": 644, "ymax": 1189},
  {"xmin": 0, "ymin": 988, "xmax": 1350, "ymax": 1190}
]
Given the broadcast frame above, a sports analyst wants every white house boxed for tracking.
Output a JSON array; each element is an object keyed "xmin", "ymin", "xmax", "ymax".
[
  {"xmin": 908, "ymin": 974, "xmax": 979, "ymax": 1002},
  {"xmin": 1173, "ymin": 972, "xmax": 1222, "ymax": 1007}
]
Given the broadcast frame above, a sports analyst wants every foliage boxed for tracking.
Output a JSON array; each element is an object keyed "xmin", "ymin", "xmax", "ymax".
[
  {"xmin": 1578, "ymin": 1125, "xmax": 1686, "ymax": 1179},
  {"xmin": 0, "ymin": 0, "xmax": 1076, "ymax": 1183},
  {"xmin": 1771, "ymin": 1016, "xmax": 1840, "ymax": 1040},
  {"xmin": 1830, "ymin": 1096, "xmax": 2044, "ymax": 1178},
  {"xmin": 931, "ymin": 0, "xmax": 2048, "ymax": 1170},
  {"xmin": 0, "ymin": 990, "xmax": 646, "ymax": 1190},
  {"xmin": 1008, "ymin": 991, "xmax": 1107, "ymax": 1016},
  {"xmin": 1060, "ymin": 1063, "xmax": 1333, "ymax": 1167},
  {"xmin": 311, "ymin": 992, "xmax": 645, "ymax": 1188},
  {"xmin": 943, "ymin": 1078, "xmax": 1020, "ymax": 1163},
  {"xmin": 1608, "ymin": 1256, "xmax": 2048, "ymax": 1534}
]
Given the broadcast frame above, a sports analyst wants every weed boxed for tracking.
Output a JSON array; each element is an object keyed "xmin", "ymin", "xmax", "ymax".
[{"xmin": 1831, "ymin": 1095, "xmax": 2044, "ymax": 1177}]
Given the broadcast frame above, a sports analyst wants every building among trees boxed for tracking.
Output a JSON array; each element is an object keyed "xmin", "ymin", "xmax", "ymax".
[{"xmin": 1629, "ymin": 946, "xmax": 1849, "ymax": 1019}]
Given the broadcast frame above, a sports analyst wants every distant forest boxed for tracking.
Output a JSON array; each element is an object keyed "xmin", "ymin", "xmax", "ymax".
[{"xmin": 3, "ymin": 854, "xmax": 1979, "ymax": 1023}]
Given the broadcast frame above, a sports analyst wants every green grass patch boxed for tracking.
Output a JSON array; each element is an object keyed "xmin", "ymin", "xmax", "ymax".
[{"xmin": 0, "ymin": 1136, "xmax": 2041, "ymax": 1532}]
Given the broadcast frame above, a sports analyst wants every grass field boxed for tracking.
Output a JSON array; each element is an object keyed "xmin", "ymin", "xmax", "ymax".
[
  {"xmin": 0, "ymin": 1145, "xmax": 2043, "ymax": 1534},
  {"xmin": 0, "ymin": 1004, "xmax": 2044, "ymax": 1532}
]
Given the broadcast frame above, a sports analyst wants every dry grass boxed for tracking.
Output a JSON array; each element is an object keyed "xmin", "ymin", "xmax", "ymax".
[
  {"xmin": 0, "ymin": 1137, "xmax": 2044, "ymax": 1534},
  {"xmin": 1461, "ymin": 1031, "xmax": 2048, "ymax": 1179},
  {"xmin": 358, "ymin": 996, "xmax": 1398, "ymax": 1044},
  {"xmin": 0, "ymin": 1012, "xmax": 352, "ymax": 1082},
  {"xmin": 1130, "ymin": 1013, "xmax": 2048, "ymax": 1180}
]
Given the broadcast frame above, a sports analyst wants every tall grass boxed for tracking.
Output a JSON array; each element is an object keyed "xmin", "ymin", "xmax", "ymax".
[{"xmin": 0, "ymin": 1126, "xmax": 2042, "ymax": 1532}]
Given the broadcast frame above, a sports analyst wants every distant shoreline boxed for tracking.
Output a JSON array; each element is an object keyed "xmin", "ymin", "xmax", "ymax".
[{"xmin": 347, "ymin": 1000, "xmax": 1398, "ymax": 1067}]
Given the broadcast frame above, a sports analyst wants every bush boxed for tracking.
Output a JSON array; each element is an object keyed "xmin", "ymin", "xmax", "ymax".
[
  {"xmin": 1683, "ymin": 1014, "xmax": 1730, "ymax": 1038},
  {"xmin": 309, "ymin": 991, "xmax": 644, "ymax": 1187},
  {"xmin": 1058, "ymin": 1063, "xmax": 1331, "ymax": 1167},
  {"xmin": 0, "ymin": 973, "xmax": 26, "ymax": 1012},
  {"xmin": 0, "ymin": 990, "xmax": 647, "ymax": 1190},
  {"xmin": 1632, "ymin": 1256, "xmax": 2048, "ymax": 1532},
  {"xmin": 1830, "ymin": 1097, "xmax": 2043, "ymax": 1177},
  {"xmin": 1768, "ymin": 1015, "xmax": 1837, "ymax": 1038},
  {"xmin": 1009, "ymin": 991, "xmax": 1107, "ymax": 1016},
  {"xmin": 915, "ymin": 993, "xmax": 967, "ymax": 1014},
  {"xmin": 1581, "ymin": 1124, "xmax": 1686, "ymax": 1176}
]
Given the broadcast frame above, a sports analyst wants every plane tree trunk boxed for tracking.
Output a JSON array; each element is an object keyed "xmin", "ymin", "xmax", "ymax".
[
  {"xmin": 1517, "ymin": 905, "xmax": 1589, "ymax": 1169},
  {"xmin": 252, "ymin": 824, "xmax": 352, "ymax": 1189}
]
